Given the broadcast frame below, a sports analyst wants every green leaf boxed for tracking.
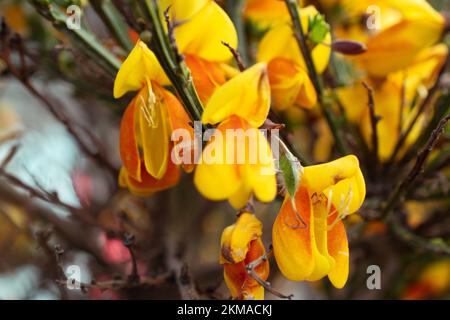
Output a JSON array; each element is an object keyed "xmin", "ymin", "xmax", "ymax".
[
  {"xmin": 279, "ymin": 153, "xmax": 303, "ymax": 199},
  {"xmin": 308, "ymin": 14, "xmax": 330, "ymax": 44}
]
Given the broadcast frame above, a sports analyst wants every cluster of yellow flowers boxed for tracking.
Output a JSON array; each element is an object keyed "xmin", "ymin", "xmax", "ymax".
[{"xmin": 112, "ymin": 0, "xmax": 447, "ymax": 299}]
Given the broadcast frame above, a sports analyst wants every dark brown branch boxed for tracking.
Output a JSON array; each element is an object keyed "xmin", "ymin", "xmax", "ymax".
[
  {"xmin": 123, "ymin": 233, "xmax": 139, "ymax": 284},
  {"xmin": 163, "ymin": 5, "xmax": 184, "ymax": 64},
  {"xmin": 388, "ymin": 54, "xmax": 449, "ymax": 164},
  {"xmin": 381, "ymin": 113, "xmax": 450, "ymax": 220},
  {"xmin": 56, "ymin": 272, "xmax": 173, "ymax": 293}
]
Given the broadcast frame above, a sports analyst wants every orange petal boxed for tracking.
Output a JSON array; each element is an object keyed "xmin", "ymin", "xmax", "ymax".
[
  {"xmin": 223, "ymin": 238, "xmax": 269, "ymax": 300},
  {"xmin": 119, "ymin": 96, "xmax": 141, "ymax": 181},
  {"xmin": 164, "ymin": 88, "xmax": 196, "ymax": 173},
  {"xmin": 120, "ymin": 158, "xmax": 180, "ymax": 196},
  {"xmin": 272, "ymin": 186, "xmax": 315, "ymax": 280},
  {"xmin": 185, "ymin": 54, "xmax": 227, "ymax": 104}
]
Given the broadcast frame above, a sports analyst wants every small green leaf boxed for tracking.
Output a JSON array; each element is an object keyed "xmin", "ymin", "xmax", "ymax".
[
  {"xmin": 308, "ymin": 14, "xmax": 330, "ymax": 44},
  {"xmin": 279, "ymin": 153, "xmax": 303, "ymax": 199}
]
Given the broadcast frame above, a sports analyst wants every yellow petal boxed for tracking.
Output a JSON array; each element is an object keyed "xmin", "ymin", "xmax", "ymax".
[
  {"xmin": 267, "ymin": 58, "xmax": 317, "ymax": 110},
  {"xmin": 194, "ymin": 127, "xmax": 241, "ymax": 202},
  {"xmin": 114, "ymin": 40, "xmax": 168, "ymax": 98},
  {"xmin": 173, "ymin": 0, "xmax": 237, "ymax": 62},
  {"xmin": 354, "ymin": 20, "xmax": 444, "ymax": 78},
  {"xmin": 139, "ymin": 82, "xmax": 170, "ymax": 179},
  {"xmin": 159, "ymin": 0, "xmax": 208, "ymax": 21},
  {"xmin": 327, "ymin": 218, "xmax": 349, "ymax": 289},
  {"xmin": 202, "ymin": 63, "xmax": 271, "ymax": 127},
  {"xmin": 306, "ymin": 195, "xmax": 334, "ymax": 281}
]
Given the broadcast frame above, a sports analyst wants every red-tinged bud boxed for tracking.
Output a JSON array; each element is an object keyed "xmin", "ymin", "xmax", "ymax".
[{"xmin": 332, "ymin": 40, "xmax": 367, "ymax": 55}]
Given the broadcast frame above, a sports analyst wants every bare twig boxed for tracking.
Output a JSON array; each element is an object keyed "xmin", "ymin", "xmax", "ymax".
[
  {"xmin": 123, "ymin": 233, "xmax": 139, "ymax": 284},
  {"xmin": 163, "ymin": 5, "xmax": 185, "ymax": 65},
  {"xmin": 56, "ymin": 272, "xmax": 173, "ymax": 293},
  {"xmin": 246, "ymin": 247, "xmax": 294, "ymax": 300},
  {"xmin": 0, "ymin": 146, "xmax": 100, "ymax": 227},
  {"xmin": 0, "ymin": 23, "xmax": 118, "ymax": 175},
  {"xmin": 388, "ymin": 55, "xmax": 449, "ymax": 164},
  {"xmin": 221, "ymin": 41, "xmax": 245, "ymax": 72},
  {"xmin": 284, "ymin": 0, "xmax": 348, "ymax": 155},
  {"xmin": 390, "ymin": 216, "xmax": 450, "ymax": 256},
  {"xmin": 381, "ymin": 113, "xmax": 450, "ymax": 220}
]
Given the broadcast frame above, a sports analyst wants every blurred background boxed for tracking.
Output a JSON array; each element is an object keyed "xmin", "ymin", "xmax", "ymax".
[{"xmin": 0, "ymin": 0, "xmax": 449, "ymax": 300}]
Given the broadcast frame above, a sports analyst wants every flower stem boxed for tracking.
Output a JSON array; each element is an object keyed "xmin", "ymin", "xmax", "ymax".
[
  {"xmin": 140, "ymin": 0, "xmax": 204, "ymax": 123},
  {"xmin": 284, "ymin": 0, "xmax": 348, "ymax": 155}
]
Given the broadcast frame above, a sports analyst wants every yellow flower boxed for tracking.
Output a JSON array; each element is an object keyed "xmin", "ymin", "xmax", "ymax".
[
  {"xmin": 114, "ymin": 41, "xmax": 193, "ymax": 194},
  {"xmin": 340, "ymin": 0, "xmax": 446, "ymax": 78},
  {"xmin": 220, "ymin": 212, "xmax": 270, "ymax": 300},
  {"xmin": 338, "ymin": 44, "xmax": 448, "ymax": 161},
  {"xmin": 257, "ymin": 6, "xmax": 331, "ymax": 110},
  {"xmin": 194, "ymin": 63, "xmax": 276, "ymax": 209},
  {"xmin": 202, "ymin": 63, "xmax": 271, "ymax": 128},
  {"xmin": 160, "ymin": 0, "xmax": 238, "ymax": 103},
  {"xmin": 272, "ymin": 155, "xmax": 366, "ymax": 288}
]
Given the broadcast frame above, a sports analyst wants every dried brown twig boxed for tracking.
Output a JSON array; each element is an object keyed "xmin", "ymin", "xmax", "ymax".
[
  {"xmin": 246, "ymin": 247, "xmax": 294, "ymax": 300},
  {"xmin": 381, "ymin": 113, "xmax": 450, "ymax": 220}
]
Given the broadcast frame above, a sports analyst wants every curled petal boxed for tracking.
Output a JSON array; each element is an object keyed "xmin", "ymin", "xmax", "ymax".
[
  {"xmin": 220, "ymin": 212, "xmax": 263, "ymax": 264},
  {"xmin": 303, "ymin": 155, "xmax": 366, "ymax": 214},
  {"xmin": 221, "ymin": 213, "xmax": 268, "ymax": 300},
  {"xmin": 202, "ymin": 64, "xmax": 271, "ymax": 127}
]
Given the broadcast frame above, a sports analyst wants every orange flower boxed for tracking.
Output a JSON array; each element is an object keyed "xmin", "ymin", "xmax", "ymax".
[
  {"xmin": 114, "ymin": 41, "xmax": 193, "ymax": 194},
  {"xmin": 272, "ymin": 155, "xmax": 366, "ymax": 288},
  {"xmin": 220, "ymin": 212, "xmax": 269, "ymax": 300}
]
